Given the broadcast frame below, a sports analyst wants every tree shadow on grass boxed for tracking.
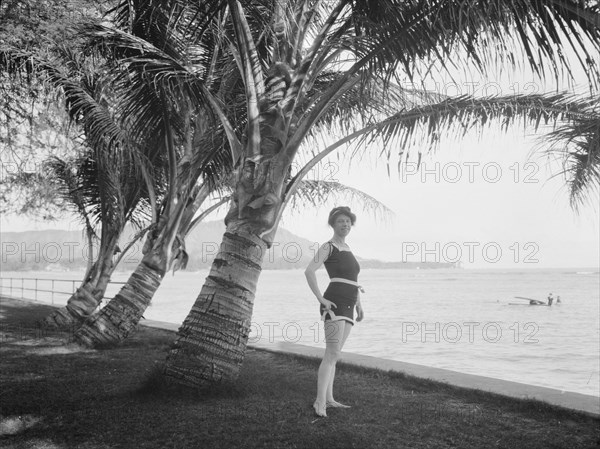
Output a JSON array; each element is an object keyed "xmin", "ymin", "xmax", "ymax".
[
  {"xmin": 0, "ymin": 297, "xmax": 58, "ymax": 322},
  {"xmin": 134, "ymin": 362, "xmax": 248, "ymax": 402},
  {"xmin": 0, "ymin": 297, "xmax": 67, "ymax": 338}
]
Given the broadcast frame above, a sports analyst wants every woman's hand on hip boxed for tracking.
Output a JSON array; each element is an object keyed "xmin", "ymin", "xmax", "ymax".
[
  {"xmin": 320, "ymin": 298, "xmax": 337, "ymax": 310},
  {"xmin": 356, "ymin": 304, "xmax": 364, "ymax": 322}
]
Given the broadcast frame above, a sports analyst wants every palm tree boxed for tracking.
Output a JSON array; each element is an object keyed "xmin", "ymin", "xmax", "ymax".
[
  {"xmin": 1, "ymin": 46, "xmax": 161, "ymax": 329},
  {"xmin": 41, "ymin": 155, "xmax": 111, "ymax": 328},
  {"xmin": 159, "ymin": 0, "xmax": 600, "ymax": 388},
  {"xmin": 1, "ymin": 2, "xmax": 227, "ymax": 341},
  {"xmin": 41, "ymin": 152, "xmax": 152, "ymax": 329},
  {"xmin": 60, "ymin": 0, "xmax": 392, "ymax": 348},
  {"xmin": 69, "ymin": 0, "xmax": 238, "ymax": 347}
]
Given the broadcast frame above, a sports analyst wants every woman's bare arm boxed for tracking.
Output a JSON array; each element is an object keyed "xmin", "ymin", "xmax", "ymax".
[
  {"xmin": 304, "ymin": 242, "xmax": 336, "ymax": 308},
  {"xmin": 355, "ymin": 290, "xmax": 364, "ymax": 321}
]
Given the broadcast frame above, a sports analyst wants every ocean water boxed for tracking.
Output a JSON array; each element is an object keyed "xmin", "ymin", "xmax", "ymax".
[{"xmin": 2, "ymin": 268, "xmax": 598, "ymax": 397}]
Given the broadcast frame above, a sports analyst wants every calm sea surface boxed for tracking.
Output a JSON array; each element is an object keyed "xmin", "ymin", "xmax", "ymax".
[{"xmin": 2, "ymin": 268, "xmax": 599, "ymax": 397}]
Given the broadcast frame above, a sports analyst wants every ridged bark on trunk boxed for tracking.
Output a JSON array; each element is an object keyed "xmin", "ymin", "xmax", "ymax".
[
  {"xmin": 163, "ymin": 229, "xmax": 266, "ymax": 388},
  {"xmin": 43, "ymin": 234, "xmax": 119, "ymax": 329},
  {"xmin": 43, "ymin": 278, "xmax": 102, "ymax": 329},
  {"xmin": 73, "ymin": 253, "xmax": 166, "ymax": 348}
]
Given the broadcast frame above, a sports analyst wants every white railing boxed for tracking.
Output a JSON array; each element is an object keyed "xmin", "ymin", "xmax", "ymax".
[{"xmin": 0, "ymin": 277, "xmax": 127, "ymax": 305}]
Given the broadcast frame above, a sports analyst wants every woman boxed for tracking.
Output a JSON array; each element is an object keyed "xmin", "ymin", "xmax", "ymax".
[{"xmin": 304, "ymin": 206, "xmax": 364, "ymax": 417}]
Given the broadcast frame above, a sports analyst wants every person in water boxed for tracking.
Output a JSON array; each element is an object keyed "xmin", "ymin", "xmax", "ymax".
[
  {"xmin": 548, "ymin": 293, "xmax": 554, "ymax": 306},
  {"xmin": 304, "ymin": 206, "xmax": 364, "ymax": 417}
]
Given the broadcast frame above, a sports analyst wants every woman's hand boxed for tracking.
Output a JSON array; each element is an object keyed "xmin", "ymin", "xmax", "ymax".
[
  {"xmin": 356, "ymin": 304, "xmax": 364, "ymax": 322},
  {"xmin": 320, "ymin": 298, "xmax": 337, "ymax": 310}
]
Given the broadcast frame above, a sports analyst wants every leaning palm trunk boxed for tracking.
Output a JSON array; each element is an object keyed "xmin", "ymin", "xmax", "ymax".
[
  {"xmin": 43, "ymin": 233, "xmax": 119, "ymax": 329},
  {"xmin": 164, "ymin": 153, "xmax": 284, "ymax": 386},
  {"xmin": 72, "ymin": 183, "xmax": 211, "ymax": 348},
  {"xmin": 163, "ymin": 225, "xmax": 266, "ymax": 387},
  {"xmin": 73, "ymin": 245, "xmax": 167, "ymax": 348},
  {"xmin": 43, "ymin": 264, "xmax": 107, "ymax": 329}
]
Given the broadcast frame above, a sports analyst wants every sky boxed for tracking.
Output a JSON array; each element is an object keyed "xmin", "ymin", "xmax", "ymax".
[
  {"xmin": 278, "ymin": 127, "xmax": 600, "ymax": 269},
  {"xmin": 1, "ymin": 42, "xmax": 599, "ymax": 270}
]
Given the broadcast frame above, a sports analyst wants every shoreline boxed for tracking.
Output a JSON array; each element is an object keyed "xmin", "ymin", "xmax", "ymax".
[
  {"xmin": 1, "ymin": 267, "xmax": 599, "ymax": 273},
  {"xmin": 140, "ymin": 317, "xmax": 599, "ymax": 417}
]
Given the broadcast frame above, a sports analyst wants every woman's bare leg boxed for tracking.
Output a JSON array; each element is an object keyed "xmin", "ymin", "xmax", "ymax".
[
  {"xmin": 326, "ymin": 321, "xmax": 353, "ymax": 407},
  {"xmin": 314, "ymin": 320, "xmax": 345, "ymax": 416}
]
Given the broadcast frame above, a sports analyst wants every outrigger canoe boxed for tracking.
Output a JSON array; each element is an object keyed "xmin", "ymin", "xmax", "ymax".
[{"xmin": 509, "ymin": 296, "xmax": 550, "ymax": 306}]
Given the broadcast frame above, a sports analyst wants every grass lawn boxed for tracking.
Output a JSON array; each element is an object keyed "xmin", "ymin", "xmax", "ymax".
[{"xmin": 1, "ymin": 296, "xmax": 598, "ymax": 449}]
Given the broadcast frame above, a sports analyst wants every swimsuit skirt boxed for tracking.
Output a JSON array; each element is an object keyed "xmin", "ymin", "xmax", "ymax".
[{"xmin": 321, "ymin": 282, "xmax": 358, "ymax": 324}]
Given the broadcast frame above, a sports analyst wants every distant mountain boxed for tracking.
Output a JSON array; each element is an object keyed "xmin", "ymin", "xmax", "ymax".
[
  {"xmin": 0, "ymin": 221, "xmax": 317, "ymax": 272},
  {"xmin": 1, "ymin": 221, "xmax": 459, "ymax": 272},
  {"xmin": 182, "ymin": 221, "xmax": 317, "ymax": 270},
  {"xmin": 354, "ymin": 257, "xmax": 459, "ymax": 270}
]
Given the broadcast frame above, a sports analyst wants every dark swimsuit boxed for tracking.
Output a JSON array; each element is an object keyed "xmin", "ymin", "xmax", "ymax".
[{"xmin": 320, "ymin": 242, "xmax": 361, "ymax": 325}]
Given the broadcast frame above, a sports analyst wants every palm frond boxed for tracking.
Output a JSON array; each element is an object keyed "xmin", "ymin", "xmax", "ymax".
[
  {"xmin": 344, "ymin": 0, "xmax": 600, "ymax": 85},
  {"xmin": 44, "ymin": 156, "xmax": 97, "ymax": 239},
  {"xmin": 108, "ymin": 0, "xmax": 227, "ymax": 51},
  {"xmin": 544, "ymin": 105, "xmax": 600, "ymax": 211},
  {"xmin": 287, "ymin": 92, "xmax": 595, "ymax": 199},
  {"xmin": 184, "ymin": 123, "xmax": 234, "ymax": 193},
  {"xmin": 305, "ymin": 71, "xmax": 445, "ymax": 137},
  {"xmin": 228, "ymin": 0, "xmax": 264, "ymax": 159},
  {"xmin": 364, "ymin": 93, "xmax": 594, "ymax": 166},
  {"xmin": 1, "ymin": 43, "xmax": 161, "ymax": 234},
  {"xmin": 291, "ymin": 0, "xmax": 600, "ymax": 152},
  {"xmin": 288, "ymin": 179, "xmax": 395, "ymax": 224},
  {"xmin": 80, "ymin": 21, "xmax": 241, "ymax": 185}
]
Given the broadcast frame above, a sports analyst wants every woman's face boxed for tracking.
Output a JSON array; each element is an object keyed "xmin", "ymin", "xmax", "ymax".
[{"xmin": 332, "ymin": 214, "xmax": 352, "ymax": 237}]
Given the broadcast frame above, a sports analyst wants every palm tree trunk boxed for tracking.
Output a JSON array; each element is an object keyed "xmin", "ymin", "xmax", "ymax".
[
  {"xmin": 72, "ymin": 182, "xmax": 212, "ymax": 348},
  {"xmin": 42, "ymin": 234, "xmax": 119, "ymax": 329},
  {"xmin": 73, "ymin": 252, "xmax": 166, "ymax": 348},
  {"xmin": 163, "ymin": 227, "xmax": 266, "ymax": 388},
  {"xmin": 42, "ymin": 275, "xmax": 102, "ymax": 329}
]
